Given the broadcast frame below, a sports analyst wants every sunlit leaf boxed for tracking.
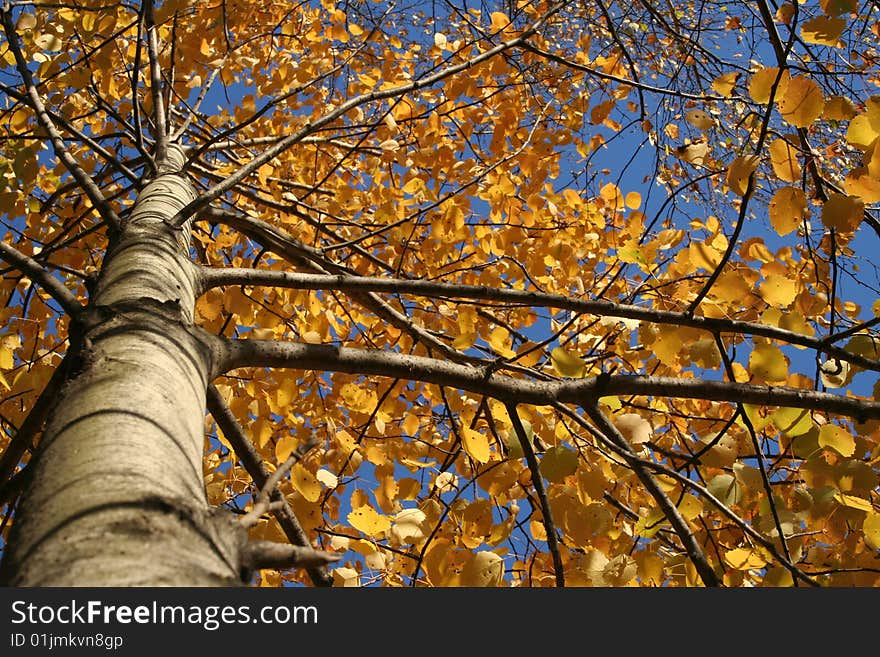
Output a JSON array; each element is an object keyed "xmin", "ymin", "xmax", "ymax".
[
  {"xmin": 769, "ymin": 138, "xmax": 802, "ymax": 183},
  {"xmin": 675, "ymin": 139, "xmax": 709, "ymax": 165},
  {"xmin": 768, "ymin": 186, "xmax": 808, "ymax": 236},
  {"xmin": 749, "ymin": 67, "xmax": 786, "ymax": 104},
  {"xmin": 613, "ymin": 413, "xmax": 653, "ymax": 446},
  {"xmin": 291, "ymin": 463, "xmax": 322, "ymax": 503},
  {"xmin": 348, "ymin": 504, "xmax": 392, "ymax": 537},
  {"xmin": 550, "ymin": 347, "xmax": 587, "ymax": 378},
  {"xmin": 772, "ymin": 407, "xmax": 815, "ymax": 437},
  {"xmin": 711, "ymin": 72, "xmax": 740, "ymax": 96},
  {"xmin": 685, "ymin": 109, "xmax": 714, "ymax": 130},
  {"xmin": 864, "ymin": 512, "xmax": 880, "ymax": 550},
  {"xmin": 724, "ymin": 547, "xmax": 767, "ymax": 570},
  {"xmin": 461, "ymin": 427, "xmax": 491, "ymax": 463},
  {"xmin": 818, "ymin": 424, "xmax": 856, "ymax": 457},
  {"xmin": 460, "ymin": 551, "xmax": 504, "ymax": 586},
  {"xmin": 834, "ymin": 492, "xmax": 873, "ymax": 512},
  {"xmin": 748, "ymin": 343, "xmax": 788, "ymax": 382},
  {"xmin": 821, "ymin": 193, "xmax": 863, "ymax": 232},
  {"xmin": 777, "ymin": 75, "xmax": 824, "ymax": 128},
  {"xmin": 725, "ymin": 155, "xmax": 760, "ymax": 195},
  {"xmin": 390, "ymin": 507, "xmax": 427, "ymax": 545},
  {"xmin": 800, "ymin": 16, "xmax": 846, "ymax": 46}
]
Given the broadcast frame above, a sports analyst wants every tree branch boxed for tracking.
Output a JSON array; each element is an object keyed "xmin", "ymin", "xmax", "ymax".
[
  {"xmin": 583, "ymin": 403, "xmax": 720, "ymax": 587},
  {"xmin": 199, "ymin": 267, "xmax": 880, "ymax": 371},
  {"xmin": 0, "ymin": 241, "xmax": 82, "ymax": 316},
  {"xmin": 220, "ymin": 340, "xmax": 880, "ymax": 421},
  {"xmin": 205, "ymin": 384, "xmax": 333, "ymax": 587},
  {"xmin": 506, "ymin": 402, "xmax": 565, "ymax": 587}
]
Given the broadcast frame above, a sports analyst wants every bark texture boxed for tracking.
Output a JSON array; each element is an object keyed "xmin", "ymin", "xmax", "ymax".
[{"xmin": 0, "ymin": 146, "xmax": 246, "ymax": 585}]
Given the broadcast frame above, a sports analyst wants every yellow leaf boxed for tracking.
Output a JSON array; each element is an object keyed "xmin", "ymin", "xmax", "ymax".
[
  {"xmin": 847, "ymin": 113, "xmax": 880, "ymax": 150},
  {"xmin": 0, "ymin": 371, "xmax": 9, "ymax": 391},
  {"xmin": 487, "ymin": 326, "xmax": 515, "ymax": 358},
  {"xmin": 834, "ymin": 493, "xmax": 873, "ymax": 512},
  {"xmin": 550, "ymin": 346, "xmax": 587, "ymax": 378},
  {"xmin": 291, "ymin": 463, "xmax": 322, "ymax": 503},
  {"xmin": 777, "ymin": 76, "xmax": 824, "ymax": 128},
  {"xmin": 711, "ymin": 72, "xmax": 740, "ymax": 97},
  {"xmin": 821, "ymin": 193, "xmax": 863, "ymax": 232},
  {"xmin": 768, "ymin": 186, "xmax": 808, "ymax": 236},
  {"xmin": 34, "ymin": 33, "xmax": 63, "ymax": 51},
  {"xmin": 759, "ymin": 274, "xmax": 797, "ymax": 308},
  {"xmin": 823, "ymin": 95, "xmax": 858, "ymax": 121},
  {"xmin": 348, "ymin": 504, "xmax": 392, "ymax": 537},
  {"xmin": 538, "ymin": 446, "xmax": 578, "ymax": 482},
  {"xmin": 772, "ymin": 407, "xmax": 815, "ymax": 437},
  {"xmin": 724, "ymin": 547, "xmax": 767, "ymax": 571},
  {"xmin": 625, "ymin": 191, "xmax": 642, "ymax": 209},
  {"xmin": 675, "ymin": 139, "xmax": 709, "ymax": 166},
  {"xmin": 864, "ymin": 512, "xmax": 880, "ymax": 550},
  {"xmin": 600, "ymin": 395, "xmax": 622, "ymax": 411},
  {"xmin": 844, "ymin": 168, "xmax": 880, "ymax": 203},
  {"xmin": 678, "ymin": 494, "xmax": 703, "ymax": 521},
  {"xmin": 613, "ymin": 413, "xmax": 653, "ymax": 445},
  {"xmin": 490, "ymin": 11, "xmax": 510, "ymax": 33},
  {"xmin": 461, "ymin": 426, "xmax": 490, "ymax": 463},
  {"xmin": 390, "ymin": 508, "xmax": 427, "ymax": 545},
  {"xmin": 339, "ymin": 382, "xmax": 378, "ymax": 414},
  {"xmin": 749, "ymin": 67, "xmax": 787, "ymax": 104},
  {"xmin": 725, "ymin": 155, "xmax": 760, "ymax": 196},
  {"xmin": 0, "ymin": 345, "xmax": 14, "ymax": 370},
  {"xmin": 800, "ymin": 16, "xmax": 846, "ymax": 46},
  {"xmin": 819, "ymin": 0, "xmax": 857, "ymax": 16},
  {"xmin": 685, "ymin": 109, "xmax": 714, "ymax": 130},
  {"xmin": 748, "ymin": 343, "xmax": 788, "ymax": 382},
  {"xmin": 331, "ymin": 566, "xmax": 360, "ymax": 587},
  {"xmin": 769, "ymin": 138, "xmax": 802, "ymax": 183},
  {"xmin": 818, "ymin": 424, "xmax": 855, "ymax": 457},
  {"xmin": 402, "ymin": 178, "xmax": 424, "ymax": 194},
  {"xmin": 599, "ymin": 182, "xmax": 623, "ymax": 209},
  {"xmin": 402, "ymin": 412, "xmax": 420, "ymax": 437},
  {"xmin": 515, "ymin": 341, "xmax": 543, "ymax": 368},
  {"xmin": 459, "ymin": 551, "xmax": 504, "ymax": 587}
]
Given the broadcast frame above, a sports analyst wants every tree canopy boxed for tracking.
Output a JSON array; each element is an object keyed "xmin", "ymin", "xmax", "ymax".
[{"xmin": 2, "ymin": 0, "xmax": 880, "ymax": 587}]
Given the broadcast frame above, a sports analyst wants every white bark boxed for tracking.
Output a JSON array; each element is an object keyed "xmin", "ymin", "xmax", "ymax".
[{"xmin": 0, "ymin": 147, "xmax": 245, "ymax": 585}]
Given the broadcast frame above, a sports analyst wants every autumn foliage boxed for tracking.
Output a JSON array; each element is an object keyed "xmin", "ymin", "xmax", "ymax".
[{"xmin": 2, "ymin": 0, "xmax": 880, "ymax": 586}]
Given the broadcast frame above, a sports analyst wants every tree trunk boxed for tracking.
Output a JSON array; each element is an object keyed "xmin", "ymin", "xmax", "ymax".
[{"xmin": 0, "ymin": 146, "xmax": 244, "ymax": 585}]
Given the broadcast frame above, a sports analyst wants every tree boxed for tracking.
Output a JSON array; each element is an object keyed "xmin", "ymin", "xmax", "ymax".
[{"xmin": 0, "ymin": 0, "xmax": 879, "ymax": 588}]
